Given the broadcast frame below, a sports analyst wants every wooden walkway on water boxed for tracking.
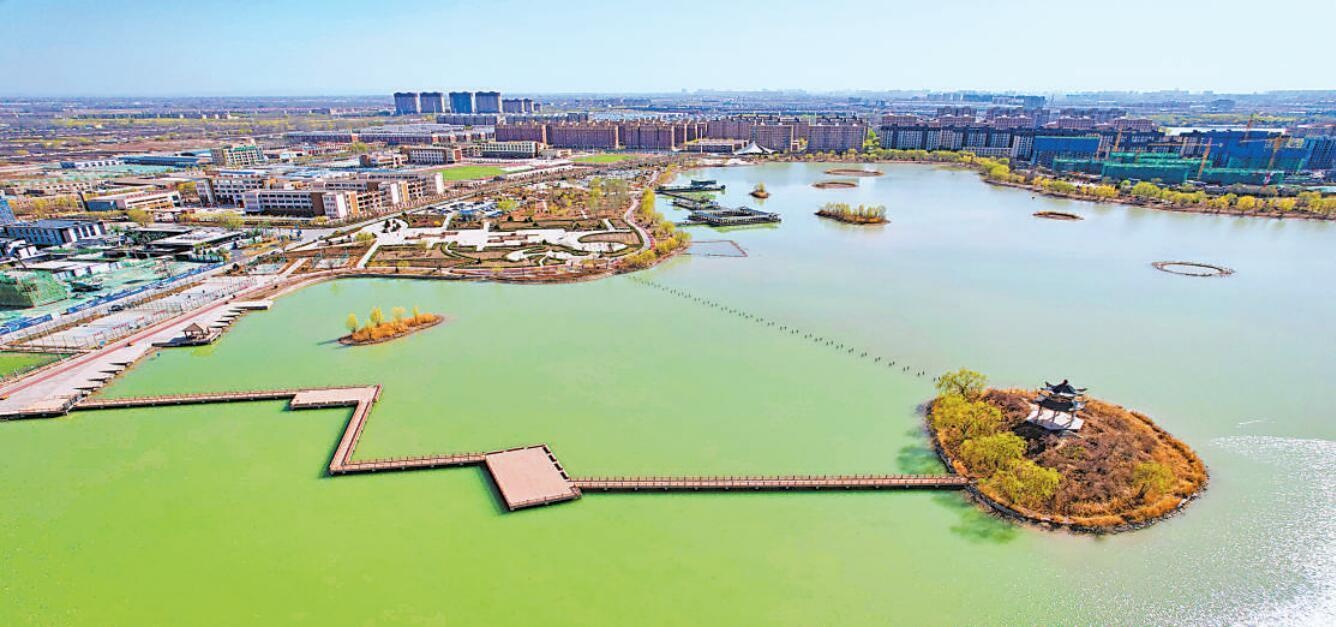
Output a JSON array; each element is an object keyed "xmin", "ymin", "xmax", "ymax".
[
  {"xmin": 30, "ymin": 386, "xmax": 970, "ymax": 511},
  {"xmin": 76, "ymin": 389, "xmax": 304, "ymax": 410},
  {"xmin": 571, "ymin": 475, "xmax": 969, "ymax": 491}
]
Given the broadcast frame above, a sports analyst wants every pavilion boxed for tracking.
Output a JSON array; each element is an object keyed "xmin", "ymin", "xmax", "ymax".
[{"xmin": 1026, "ymin": 379, "xmax": 1086, "ymax": 431}]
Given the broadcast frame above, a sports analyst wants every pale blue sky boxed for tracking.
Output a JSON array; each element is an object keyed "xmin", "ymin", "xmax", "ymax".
[{"xmin": 1, "ymin": 0, "xmax": 1331, "ymax": 96}]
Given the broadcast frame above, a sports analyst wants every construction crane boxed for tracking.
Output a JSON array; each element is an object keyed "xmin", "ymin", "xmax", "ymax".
[
  {"xmin": 1106, "ymin": 128, "xmax": 1123, "ymax": 159},
  {"xmin": 1196, "ymin": 139, "xmax": 1213, "ymax": 179},
  {"xmin": 1266, "ymin": 135, "xmax": 1286, "ymax": 171}
]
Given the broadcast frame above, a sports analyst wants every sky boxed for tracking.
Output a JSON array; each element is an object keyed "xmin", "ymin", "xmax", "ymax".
[{"xmin": 1, "ymin": 0, "xmax": 1333, "ymax": 97}]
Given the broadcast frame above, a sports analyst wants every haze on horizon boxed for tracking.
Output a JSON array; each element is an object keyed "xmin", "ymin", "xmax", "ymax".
[{"xmin": 1, "ymin": 0, "xmax": 1332, "ymax": 97}]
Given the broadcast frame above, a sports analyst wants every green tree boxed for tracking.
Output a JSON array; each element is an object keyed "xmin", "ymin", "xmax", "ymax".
[
  {"xmin": 931, "ymin": 394, "xmax": 1003, "ymax": 448},
  {"xmin": 354, "ymin": 231, "xmax": 375, "ymax": 244},
  {"xmin": 369, "ymin": 307, "xmax": 384, "ymax": 326},
  {"xmin": 587, "ymin": 178, "xmax": 604, "ymax": 212},
  {"xmin": 345, "ymin": 313, "xmax": 360, "ymax": 333},
  {"xmin": 1132, "ymin": 461, "xmax": 1175, "ymax": 499},
  {"xmin": 863, "ymin": 129, "xmax": 879, "ymax": 153},
  {"xmin": 219, "ymin": 212, "xmax": 244, "ymax": 230},
  {"xmin": 959, "ymin": 432, "xmax": 1026, "ymax": 476},
  {"xmin": 1129, "ymin": 181, "xmax": 1163, "ymax": 199},
  {"xmin": 935, "ymin": 368, "xmax": 987, "ymax": 401},
  {"xmin": 126, "ymin": 208, "xmax": 152, "ymax": 227},
  {"xmin": 984, "ymin": 459, "xmax": 1061, "ymax": 509}
]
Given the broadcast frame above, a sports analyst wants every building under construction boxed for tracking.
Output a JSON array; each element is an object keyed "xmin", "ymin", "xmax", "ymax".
[
  {"xmin": 1054, "ymin": 152, "xmax": 1286, "ymax": 186},
  {"xmin": 0, "ymin": 272, "xmax": 70, "ymax": 308}
]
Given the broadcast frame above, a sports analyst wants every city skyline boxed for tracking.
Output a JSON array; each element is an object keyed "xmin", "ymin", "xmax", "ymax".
[{"xmin": 2, "ymin": 0, "xmax": 1333, "ymax": 97}]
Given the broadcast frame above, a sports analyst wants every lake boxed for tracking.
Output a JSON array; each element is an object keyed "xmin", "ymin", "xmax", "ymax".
[{"xmin": 2, "ymin": 162, "xmax": 1331, "ymax": 624}]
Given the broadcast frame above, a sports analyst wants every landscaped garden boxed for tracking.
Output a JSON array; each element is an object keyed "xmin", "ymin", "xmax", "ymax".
[
  {"xmin": 438, "ymin": 165, "xmax": 508, "ymax": 181},
  {"xmin": 572, "ymin": 153, "xmax": 640, "ymax": 164}
]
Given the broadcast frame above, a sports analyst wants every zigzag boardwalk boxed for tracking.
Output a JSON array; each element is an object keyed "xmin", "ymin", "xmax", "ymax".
[{"xmin": 13, "ymin": 384, "xmax": 970, "ymax": 511}]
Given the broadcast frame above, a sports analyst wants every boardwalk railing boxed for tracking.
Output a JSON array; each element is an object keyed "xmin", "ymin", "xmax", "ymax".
[
  {"xmin": 332, "ymin": 453, "xmax": 487, "ymax": 474},
  {"xmin": 570, "ymin": 474, "xmax": 969, "ymax": 491},
  {"xmin": 74, "ymin": 389, "xmax": 303, "ymax": 410},
  {"xmin": 13, "ymin": 383, "xmax": 973, "ymax": 514}
]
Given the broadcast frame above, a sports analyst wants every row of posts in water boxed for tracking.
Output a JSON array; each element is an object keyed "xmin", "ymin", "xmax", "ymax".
[{"xmin": 631, "ymin": 277, "xmax": 933, "ymax": 380}]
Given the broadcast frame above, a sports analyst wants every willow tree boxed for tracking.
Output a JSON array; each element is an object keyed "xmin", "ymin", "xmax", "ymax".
[{"xmin": 935, "ymin": 368, "xmax": 987, "ymax": 401}]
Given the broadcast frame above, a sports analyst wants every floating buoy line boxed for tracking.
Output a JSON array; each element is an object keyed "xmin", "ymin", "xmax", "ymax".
[{"xmin": 631, "ymin": 276, "xmax": 934, "ymax": 380}]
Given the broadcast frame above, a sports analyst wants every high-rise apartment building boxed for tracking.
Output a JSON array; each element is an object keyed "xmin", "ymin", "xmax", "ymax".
[
  {"xmin": 449, "ymin": 91, "xmax": 475, "ymax": 114},
  {"xmin": 495, "ymin": 123, "xmax": 548, "ymax": 144},
  {"xmin": 393, "ymin": 92, "xmax": 421, "ymax": 115},
  {"xmin": 419, "ymin": 92, "xmax": 446, "ymax": 113},
  {"xmin": 475, "ymin": 91, "xmax": 502, "ymax": 114},
  {"xmin": 547, "ymin": 123, "xmax": 620, "ymax": 150},
  {"xmin": 501, "ymin": 98, "xmax": 529, "ymax": 114},
  {"xmin": 805, "ymin": 123, "xmax": 868, "ymax": 152}
]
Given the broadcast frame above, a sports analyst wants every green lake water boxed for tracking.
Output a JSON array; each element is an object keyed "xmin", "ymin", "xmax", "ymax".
[{"xmin": 2, "ymin": 163, "xmax": 1332, "ymax": 624}]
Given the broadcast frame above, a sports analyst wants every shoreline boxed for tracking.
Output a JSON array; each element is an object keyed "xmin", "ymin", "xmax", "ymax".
[{"xmin": 759, "ymin": 155, "xmax": 1336, "ymax": 221}]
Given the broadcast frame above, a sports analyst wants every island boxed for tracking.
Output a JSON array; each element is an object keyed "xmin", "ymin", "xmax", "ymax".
[
  {"xmin": 815, "ymin": 202, "xmax": 889, "ymax": 225},
  {"xmin": 750, "ymin": 183, "xmax": 770, "ymax": 198},
  {"xmin": 1033, "ymin": 210, "xmax": 1083, "ymax": 221},
  {"xmin": 927, "ymin": 369, "xmax": 1207, "ymax": 532},
  {"xmin": 341, "ymin": 306, "xmax": 445, "ymax": 346},
  {"xmin": 824, "ymin": 167, "xmax": 884, "ymax": 177},
  {"xmin": 812, "ymin": 179, "xmax": 858, "ymax": 189}
]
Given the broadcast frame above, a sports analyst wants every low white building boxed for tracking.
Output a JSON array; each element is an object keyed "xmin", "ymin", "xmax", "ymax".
[
  {"xmin": 406, "ymin": 145, "xmax": 463, "ymax": 165},
  {"xmin": 481, "ymin": 141, "xmax": 542, "ymax": 159},
  {"xmin": 84, "ymin": 189, "xmax": 182, "ymax": 212}
]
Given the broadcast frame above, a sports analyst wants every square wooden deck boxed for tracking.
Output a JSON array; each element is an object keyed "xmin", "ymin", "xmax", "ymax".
[{"xmin": 484, "ymin": 445, "xmax": 581, "ymax": 511}]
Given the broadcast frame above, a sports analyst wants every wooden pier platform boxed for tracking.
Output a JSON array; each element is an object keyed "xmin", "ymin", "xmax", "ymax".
[{"xmin": 485, "ymin": 445, "xmax": 581, "ymax": 511}]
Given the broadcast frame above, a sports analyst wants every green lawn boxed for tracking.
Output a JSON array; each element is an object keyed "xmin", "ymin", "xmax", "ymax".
[
  {"xmin": 572, "ymin": 154, "xmax": 639, "ymax": 164},
  {"xmin": 0, "ymin": 351, "xmax": 64, "ymax": 378},
  {"xmin": 438, "ymin": 165, "xmax": 507, "ymax": 181}
]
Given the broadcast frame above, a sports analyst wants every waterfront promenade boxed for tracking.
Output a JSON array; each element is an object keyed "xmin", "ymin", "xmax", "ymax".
[{"xmin": 0, "ymin": 287, "xmax": 283, "ymax": 418}]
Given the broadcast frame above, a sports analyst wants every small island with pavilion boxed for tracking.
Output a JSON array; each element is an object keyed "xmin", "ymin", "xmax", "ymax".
[
  {"xmin": 927, "ymin": 369, "xmax": 1207, "ymax": 532},
  {"xmin": 340, "ymin": 305, "xmax": 445, "ymax": 346}
]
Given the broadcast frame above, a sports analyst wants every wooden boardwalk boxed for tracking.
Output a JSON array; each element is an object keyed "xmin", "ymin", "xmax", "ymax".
[
  {"xmin": 17, "ymin": 385, "xmax": 971, "ymax": 512},
  {"xmin": 75, "ymin": 389, "xmax": 304, "ymax": 410},
  {"xmin": 571, "ymin": 474, "xmax": 969, "ymax": 491}
]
